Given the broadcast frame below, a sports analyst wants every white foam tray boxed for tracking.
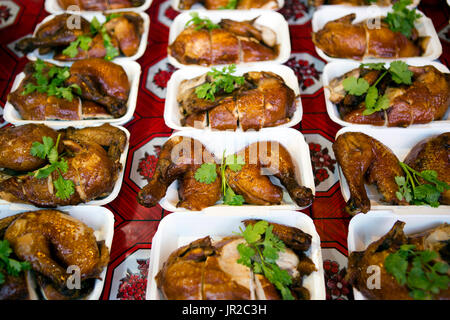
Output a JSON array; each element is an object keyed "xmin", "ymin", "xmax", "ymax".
[
  {"xmin": 168, "ymin": 10, "xmax": 291, "ymax": 68},
  {"xmin": 0, "ymin": 124, "xmax": 130, "ymax": 209},
  {"xmin": 323, "ymin": 59, "xmax": 450, "ymax": 128},
  {"xmin": 164, "ymin": 64, "xmax": 303, "ymax": 131},
  {"xmin": 158, "ymin": 128, "xmax": 315, "ymax": 212},
  {"xmin": 348, "ymin": 209, "xmax": 450, "ymax": 300},
  {"xmin": 317, "ymin": 0, "xmax": 421, "ymax": 9},
  {"xmin": 311, "ymin": 6, "xmax": 442, "ymax": 62},
  {"xmin": 0, "ymin": 204, "xmax": 115, "ymax": 300},
  {"xmin": 146, "ymin": 210, "xmax": 326, "ymax": 300},
  {"xmin": 335, "ymin": 126, "xmax": 450, "ymax": 214},
  {"xmin": 4, "ymin": 59, "xmax": 141, "ymax": 127},
  {"xmin": 171, "ymin": 0, "xmax": 284, "ymax": 10},
  {"xmin": 45, "ymin": 0, "xmax": 152, "ymax": 14},
  {"xmin": 27, "ymin": 12, "xmax": 150, "ymax": 63}
]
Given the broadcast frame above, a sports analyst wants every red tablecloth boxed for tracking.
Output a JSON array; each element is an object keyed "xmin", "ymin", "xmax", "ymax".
[{"xmin": 0, "ymin": 0, "xmax": 448, "ymax": 300}]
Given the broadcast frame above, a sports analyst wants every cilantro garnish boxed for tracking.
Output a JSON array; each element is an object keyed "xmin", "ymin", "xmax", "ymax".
[
  {"xmin": 195, "ymin": 64, "xmax": 245, "ymax": 102},
  {"xmin": 219, "ymin": 0, "xmax": 238, "ymax": 9},
  {"xmin": 194, "ymin": 162, "xmax": 218, "ymax": 184},
  {"xmin": 235, "ymin": 220, "xmax": 294, "ymax": 300},
  {"xmin": 395, "ymin": 162, "xmax": 449, "ymax": 207},
  {"xmin": 185, "ymin": 12, "xmax": 220, "ymax": 31},
  {"xmin": 384, "ymin": 0, "xmax": 422, "ymax": 38},
  {"xmin": 21, "ymin": 59, "xmax": 81, "ymax": 102},
  {"xmin": 62, "ymin": 35, "xmax": 92, "ymax": 58},
  {"xmin": 384, "ymin": 244, "xmax": 449, "ymax": 300},
  {"xmin": 0, "ymin": 240, "xmax": 30, "ymax": 285},
  {"xmin": 28, "ymin": 134, "xmax": 75, "ymax": 200}
]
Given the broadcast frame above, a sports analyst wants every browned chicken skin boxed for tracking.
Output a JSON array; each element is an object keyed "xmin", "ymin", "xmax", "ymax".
[
  {"xmin": 0, "ymin": 124, "xmax": 126, "ymax": 207},
  {"xmin": 313, "ymin": 14, "xmax": 425, "ymax": 60},
  {"xmin": 346, "ymin": 221, "xmax": 450, "ymax": 300},
  {"xmin": 333, "ymin": 132, "xmax": 406, "ymax": 214},
  {"xmin": 57, "ymin": 0, "xmax": 145, "ymax": 10},
  {"xmin": 310, "ymin": 0, "xmax": 393, "ymax": 5},
  {"xmin": 178, "ymin": 0, "xmax": 278, "ymax": 9}
]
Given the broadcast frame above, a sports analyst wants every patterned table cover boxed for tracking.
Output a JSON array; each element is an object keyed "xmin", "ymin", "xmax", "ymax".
[{"xmin": 0, "ymin": 0, "xmax": 448, "ymax": 300}]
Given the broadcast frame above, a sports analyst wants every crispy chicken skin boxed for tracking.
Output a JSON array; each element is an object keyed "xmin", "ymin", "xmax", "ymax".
[
  {"xmin": 333, "ymin": 132, "xmax": 405, "ymax": 215},
  {"xmin": 156, "ymin": 221, "xmax": 315, "ymax": 300},
  {"xmin": 0, "ymin": 124, "xmax": 126, "ymax": 207},
  {"xmin": 346, "ymin": 221, "xmax": 450, "ymax": 300},
  {"xmin": 57, "ymin": 0, "xmax": 145, "ymax": 11},
  {"xmin": 312, "ymin": 14, "xmax": 423, "ymax": 60},
  {"xmin": 404, "ymin": 133, "xmax": 450, "ymax": 205},
  {"xmin": 178, "ymin": 0, "xmax": 278, "ymax": 9},
  {"xmin": 2, "ymin": 210, "xmax": 109, "ymax": 297}
]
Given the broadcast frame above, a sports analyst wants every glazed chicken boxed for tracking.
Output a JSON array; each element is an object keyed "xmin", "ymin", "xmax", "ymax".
[
  {"xmin": 169, "ymin": 18, "xmax": 278, "ymax": 66},
  {"xmin": 328, "ymin": 65, "xmax": 450, "ymax": 127},
  {"xmin": 1, "ymin": 210, "xmax": 109, "ymax": 300},
  {"xmin": 347, "ymin": 221, "xmax": 450, "ymax": 300},
  {"xmin": 7, "ymin": 58, "xmax": 130, "ymax": 120},
  {"xmin": 312, "ymin": 14, "xmax": 427, "ymax": 60},
  {"xmin": 309, "ymin": 0, "xmax": 400, "ymax": 5},
  {"xmin": 177, "ymin": 0, "xmax": 278, "ymax": 9},
  {"xmin": 0, "ymin": 123, "xmax": 127, "ymax": 207},
  {"xmin": 137, "ymin": 137, "xmax": 314, "ymax": 209},
  {"xmin": 156, "ymin": 220, "xmax": 316, "ymax": 300},
  {"xmin": 57, "ymin": 0, "xmax": 145, "ymax": 10},
  {"xmin": 15, "ymin": 12, "xmax": 144, "ymax": 60},
  {"xmin": 178, "ymin": 71, "xmax": 296, "ymax": 130},
  {"xmin": 333, "ymin": 132, "xmax": 406, "ymax": 214}
]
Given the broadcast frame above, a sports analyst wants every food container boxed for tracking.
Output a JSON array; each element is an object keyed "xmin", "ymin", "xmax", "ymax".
[
  {"xmin": 322, "ymin": 59, "xmax": 450, "ymax": 128},
  {"xmin": 3, "ymin": 59, "xmax": 141, "ymax": 127},
  {"xmin": 164, "ymin": 64, "xmax": 303, "ymax": 131},
  {"xmin": 158, "ymin": 127, "xmax": 315, "ymax": 212},
  {"xmin": 0, "ymin": 204, "xmax": 115, "ymax": 300},
  {"xmin": 146, "ymin": 210, "xmax": 326, "ymax": 300},
  {"xmin": 45, "ymin": 0, "xmax": 152, "ymax": 14},
  {"xmin": 26, "ymin": 11, "xmax": 150, "ymax": 63},
  {"xmin": 168, "ymin": 10, "xmax": 291, "ymax": 68},
  {"xmin": 311, "ymin": 6, "xmax": 442, "ymax": 62},
  {"xmin": 347, "ymin": 209, "xmax": 450, "ymax": 300},
  {"xmin": 170, "ymin": 0, "xmax": 285, "ymax": 10},
  {"xmin": 0, "ymin": 124, "xmax": 130, "ymax": 209},
  {"xmin": 335, "ymin": 126, "xmax": 450, "ymax": 213},
  {"xmin": 316, "ymin": 0, "xmax": 421, "ymax": 9}
]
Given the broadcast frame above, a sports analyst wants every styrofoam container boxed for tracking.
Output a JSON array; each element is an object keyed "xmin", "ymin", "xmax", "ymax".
[
  {"xmin": 164, "ymin": 64, "xmax": 303, "ymax": 131},
  {"xmin": 4, "ymin": 59, "xmax": 141, "ymax": 127},
  {"xmin": 45, "ymin": 0, "xmax": 152, "ymax": 14},
  {"xmin": 348, "ymin": 209, "xmax": 450, "ymax": 300},
  {"xmin": 323, "ymin": 59, "xmax": 450, "ymax": 128},
  {"xmin": 158, "ymin": 128, "xmax": 315, "ymax": 212},
  {"xmin": 146, "ymin": 210, "xmax": 326, "ymax": 300},
  {"xmin": 311, "ymin": 6, "xmax": 442, "ymax": 62},
  {"xmin": 168, "ymin": 10, "xmax": 291, "ymax": 68},
  {"xmin": 0, "ymin": 204, "xmax": 115, "ymax": 300},
  {"xmin": 26, "ymin": 12, "xmax": 150, "ymax": 64},
  {"xmin": 171, "ymin": 0, "xmax": 284, "ymax": 10},
  {"xmin": 0, "ymin": 124, "xmax": 130, "ymax": 209},
  {"xmin": 335, "ymin": 126, "xmax": 450, "ymax": 213}
]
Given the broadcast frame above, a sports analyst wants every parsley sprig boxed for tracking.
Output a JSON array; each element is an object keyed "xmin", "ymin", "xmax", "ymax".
[
  {"xmin": 342, "ymin": 61, "xmax": 413, "ymax": 115},
  {"xmin": 21, "ymin": 59, "xmax": 81, "ymax": 102},
  {"xmin": 28, "ymin": 135, "xmax": 75, "ymax": 200},
  {"xmin": 395, "ymin": 162, "xmax": 450, "ymax": 207},
  {"xmin": 195, "ymin": 64, "xmax": 245, "ymax": 102},
  {"xmin": 384, "ymin": 0, "xmax": 422, "ymax": 39},
  {"xmin": 185, "ymin": 12, "xmax": 220, "ymax": 31},
  {"xmin": 0, "ymin": 240, "xmax": 30, "ymax": 285},
  {"xmin": 219, "ymin": 0, "xmax": 238, "ymax": 9},
  {"xmin": 235, "ymin": 220, "xmax": 294, "ymax": 300},
  {"xmin": 385, "ymin": 244, "xmax": 449, "ymax": 300}
]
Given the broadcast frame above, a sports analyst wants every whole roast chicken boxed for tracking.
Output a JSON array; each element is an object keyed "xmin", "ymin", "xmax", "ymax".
[
  {"xmin": 156, "ymin": 220, "xmax": 316, "ymax": 300},
  {"xmin": 0, "ymin": 123, "xmax": 127, "ymax": 207}
]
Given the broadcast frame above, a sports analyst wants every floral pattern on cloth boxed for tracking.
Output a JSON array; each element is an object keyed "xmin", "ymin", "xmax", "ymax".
[
  {"xmin": 117, "ymin": 259, "xmax": 149, "ymax": 300},
  {"xmin": 309, "ymin": 142, "xmax": 336, "ymax": 187},
  {"xmin": 323, "ymin": 259, "xmax": 353, "ymax": 300}
]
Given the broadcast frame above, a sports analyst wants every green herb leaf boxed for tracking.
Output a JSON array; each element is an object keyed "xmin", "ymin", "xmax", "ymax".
[
  {"xmin": 0, "ymin": 240, "xmax": 30, "ymax": 283},
  {"xmin": 185, "ymin": 12, "xmax": 220, "ymax": 31},
  {"xmin": 384, "ymin": 0, "xmax": 421, "ymax": 38},
  {"xmin": 342, "ymin": 76, "xmax": 370, "ymax": 96},
  {"xmin": 389, "ymin": 61, "xmax": 413, "ymax": 85},
  {"xmin": 195, "ymin": 64, "xmax": 244, "ymax": 101},
  {"xmin": 360, "ymin": 62, "xmax": 386, "ymax": 70},
  {"xmin": 194, "ymin": 162, "xmax": 218, "ymax": 184},
  {"xmin": 53, "ymin": 173, "xmax": 75, "ymax": 200}
]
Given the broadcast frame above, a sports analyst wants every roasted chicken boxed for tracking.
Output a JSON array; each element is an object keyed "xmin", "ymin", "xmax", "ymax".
[
  {"xmin": 347, "ymin": 221, "xmax": 450, "ymax": 300},
  {"xmin": 327, "ymin": 64, "xmax": 450, "ymax": 127},
  {"xmin": 177, "ymin": 0, "xmax": 279, "ymax": 9},
  {"xmin": 169, "ymin": 18, "xmax": 278, "ymax": 66},
  {"xmin": 57, "ymin": 0, "xmax": 145, "ymax": 10},
  {"xmin": 0, "ymin": 209, "xmax": 110, "ymax": 300},
  {"xmin": 312, "ymin": 14, "xmax": 427, "ymax": 60},
  {"xmin": 309, "ymin": 0, "xmax": 401, "ymax": 5},
  {"xmin": 0, "ymin": 124, "xmax": 127, "ymax": 207},
  {"xmin": 7, "ymin": 58, "xmax": 130, "ymax": 120},
  {"xmin": 156, "ymin": 220, "xmax": 316, "ymax": 300},
  {"xmin": 177, "ymin": 71, "xmax": 296, "ymax": 130},
  {"xmin": 15, "ymin": 12, "xmax": 144, "ymax": 60},
  {"xmin": 137, "ymin": 137, "xmax": 314, "ymax": 209}
]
